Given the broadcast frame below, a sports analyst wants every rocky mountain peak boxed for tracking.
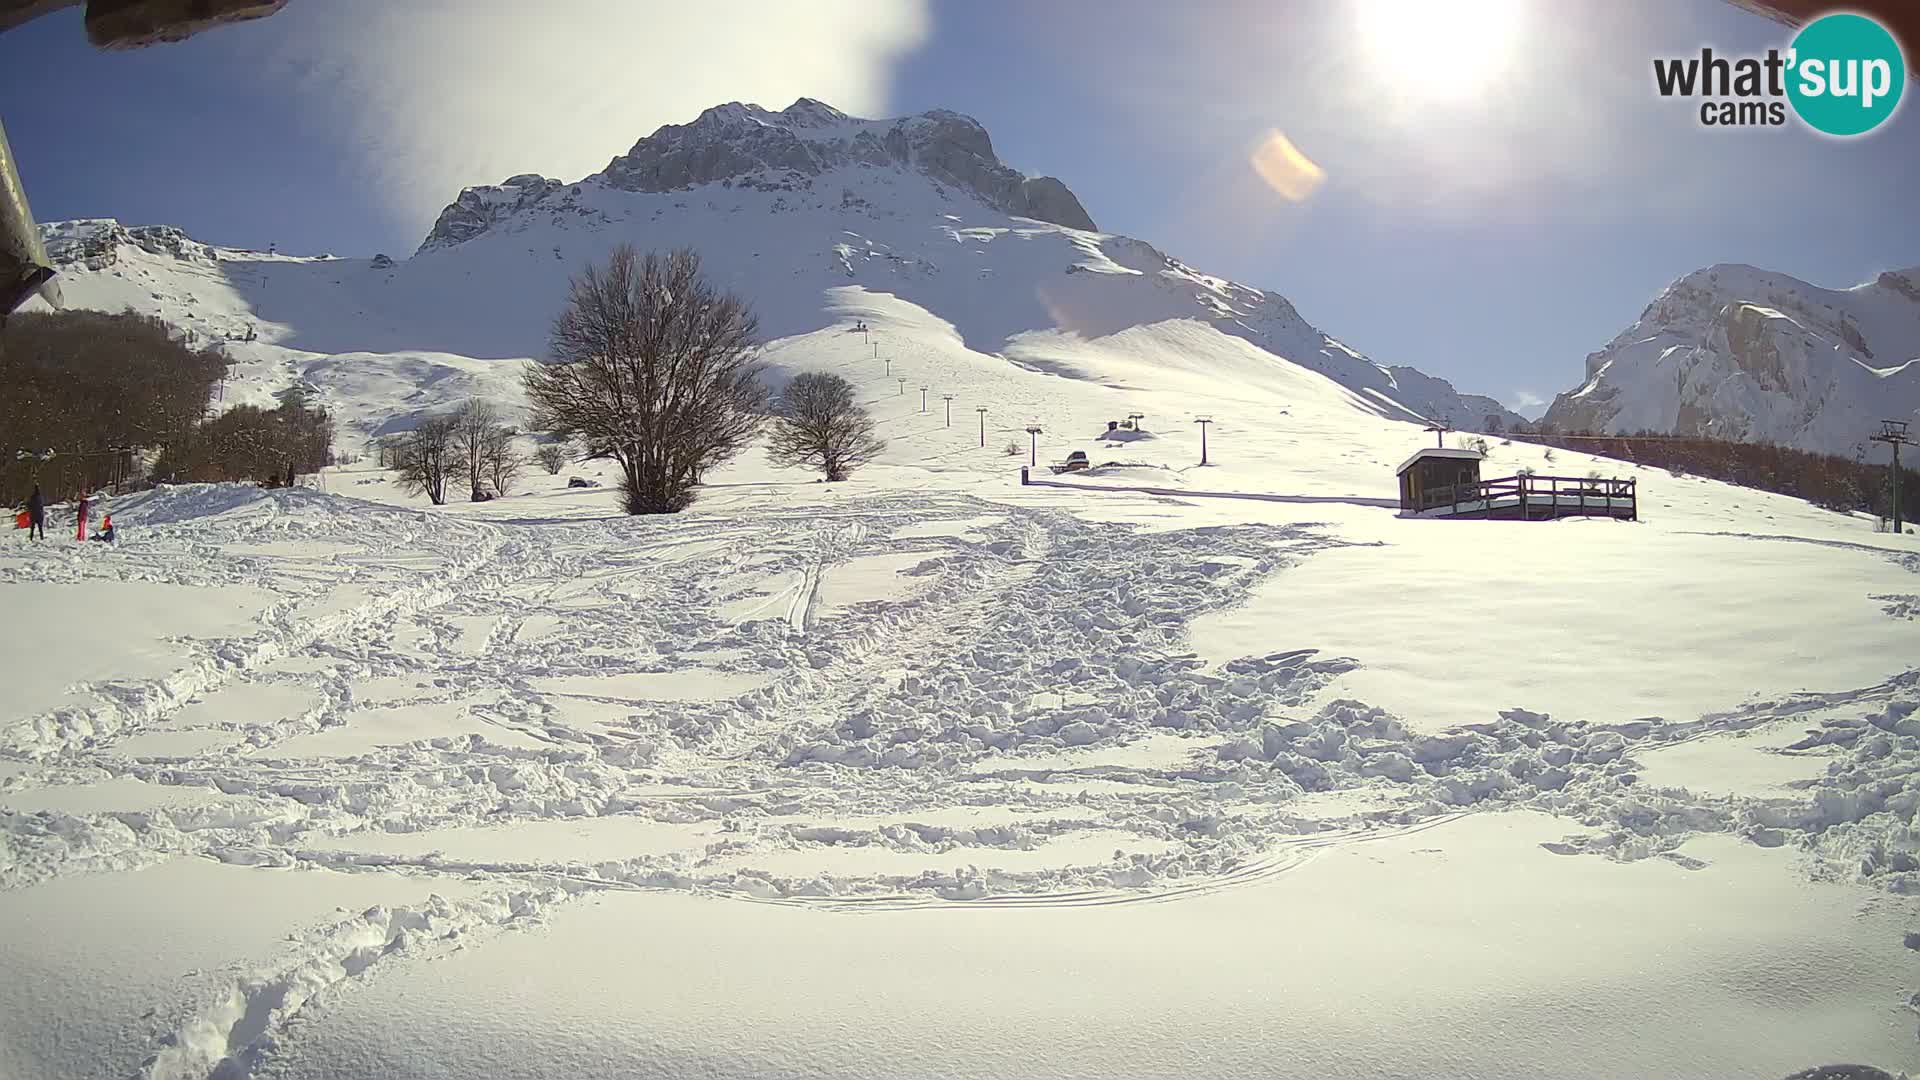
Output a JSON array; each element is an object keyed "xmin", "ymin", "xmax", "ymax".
[
  {"xmin": 417, "ymin": 99, "xmax": 1096, "ymax": 253},
  {"xmin": 1542, "ymin": 262, "xmax": 1920, "ymax": 454},
  {"xmin": 41, "ymin": 220, "xmax": 219, "ymax": 270}
]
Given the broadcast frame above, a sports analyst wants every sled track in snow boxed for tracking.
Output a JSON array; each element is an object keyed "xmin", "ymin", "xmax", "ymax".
[{"xmin": 741, "ymin": 812, "xmax": 1471, "ymax": 913}]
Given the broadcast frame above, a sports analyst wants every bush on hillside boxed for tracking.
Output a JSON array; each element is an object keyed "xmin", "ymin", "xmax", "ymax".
[{"xmin": 766, "ymin": 372, "xmax": 885, "ymax": 482}]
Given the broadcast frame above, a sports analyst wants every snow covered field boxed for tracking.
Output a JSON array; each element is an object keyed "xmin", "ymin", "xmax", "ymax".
[
  {"xmin": 6, "ymin": 104, "xmax": 1920, "ymax": 1077},
  {"xmin": 5, "ymin": 397, "xmax": 1918, "ymax": 1078}
]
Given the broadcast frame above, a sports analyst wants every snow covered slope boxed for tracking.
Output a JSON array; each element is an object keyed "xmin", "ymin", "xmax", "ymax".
[
  {"xmin": 7, "ymin": 101, "xmax": 1920, "ymax": 1077},
  {"xmin": 27, "ymin": 98, "xmax": 1522, "ymax": 446},
  {"xmin": 2, "ymin": 445, "xmax": 1917, "ymax": 1079},
  {"xmin": 1543, "ymin": 263, "xmax": 1920, "ymax": 455}
]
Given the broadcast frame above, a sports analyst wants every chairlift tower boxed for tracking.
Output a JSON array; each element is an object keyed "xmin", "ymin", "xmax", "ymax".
[
  {"xmin": 1425, "ymin": 418, "xmax": 1453, "ymax": 448},
  {"xmin": 942, "ymin": 394, "xmax": 955, "ymax": 427},
  {"xmin": 1025, "ymin": 425, "xmax": 1043, "ymax": 467},
  {"xmin": 919, "ymin": 386, "xmax": 929, "ymax": 414},
  {"xmin": 977, "ymin": 406, "xmax": 989, "ymax": 447},
  {"xmin": 1194, "ymin": 417, "xmax": 1213, "ymax": 466},
  {"xmin": 1872, "ymin": 419, "xmax": 1913, "ymax": 533}
]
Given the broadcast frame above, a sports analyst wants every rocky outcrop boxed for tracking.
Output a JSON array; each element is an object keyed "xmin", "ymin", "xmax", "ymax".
[
  {"xmin": 419, "ymin": 98, "xmax": 1095, "ymax": 252},
  {"xmin": 418, "ymin": 174, "xmax": 568, "ymax": 252},
  {"xmin": 41, "ymin": 220, "xmax": 217, "ymax": 270}
]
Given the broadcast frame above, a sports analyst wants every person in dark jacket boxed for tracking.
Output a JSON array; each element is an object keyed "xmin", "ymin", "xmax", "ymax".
[{"xmin": 25, "ymin": 484, "xmax": 44, "ymax": 540}]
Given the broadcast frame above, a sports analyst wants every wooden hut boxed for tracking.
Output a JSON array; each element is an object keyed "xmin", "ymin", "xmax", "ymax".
[
  {"xmin": 1396, "ymin": 447, "xmax": 1485, "ymax": 514},
  {"xmin": 1397, "ymin": 446, "xmax": 1638, "ymax": 521}
]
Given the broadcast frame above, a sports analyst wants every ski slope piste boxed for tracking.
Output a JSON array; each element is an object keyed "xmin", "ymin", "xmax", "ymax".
[{"xmin": 3, "ymin": 98, "xmax": 1919, "ymax": 1080}]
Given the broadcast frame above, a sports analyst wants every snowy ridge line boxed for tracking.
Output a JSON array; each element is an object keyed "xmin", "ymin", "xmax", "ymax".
[{"xmin": 134, "ymin": 885, "xmax": 566, "ymax": 1080}]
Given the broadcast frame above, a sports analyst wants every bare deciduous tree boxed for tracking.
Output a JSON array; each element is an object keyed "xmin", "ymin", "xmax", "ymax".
[
  {"xmin": 375, "ymin": 435, "xmax": 402, "ymax": 470},
  {"xmin": 451, "ymin": 399, "xmax": 510, "ymax": 502},
  {"xmin": 766, "ymin": 372, "xmax": 885, "ymax": 482},
  {"xmin": 523, "ymin": 246, "xmax": 768, "ymax": 515},
  {"xmin": 393, "ymin": 415, "xmax": 455, "ymax": 505},
  {"xmin": 1, "ymin": 308, "xmax": 227, "ymax": 499},
  {"xmin": 484, "ymin": 424, "xmax": 524, "ymax": 497},
  {"xmin": 535, "ymin": 442, "xmax": 571, "ymax": 475},
  {"xmin": 151, "ymin": 384, "xmax": 332, "ymax": 487}
]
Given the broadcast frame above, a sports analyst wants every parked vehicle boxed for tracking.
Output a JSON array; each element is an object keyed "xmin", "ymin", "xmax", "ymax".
[{"xmin": 1049, "ymin": 450, "xmax": 1091, "ymax": 474}]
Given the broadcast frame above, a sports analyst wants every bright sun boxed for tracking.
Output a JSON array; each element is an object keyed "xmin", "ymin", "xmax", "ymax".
[{"xmin": 1355, "ymin": 0, "xmax": 1526, "ymax": 103}]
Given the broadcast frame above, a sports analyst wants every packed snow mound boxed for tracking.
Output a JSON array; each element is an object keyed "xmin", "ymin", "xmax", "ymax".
[
  {"xmin": 1543, "ymin": 263, "xmax": 1920, "ymax": 455},
  {"xmin": 114, "ymin": 483, "xmax": 278, "ymax": 525},
  {"xmin": 116, "ymin": 483, "xmax": 408, "ymax": 528}
]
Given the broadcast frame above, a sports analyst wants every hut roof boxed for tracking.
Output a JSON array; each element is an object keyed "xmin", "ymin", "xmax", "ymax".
[{"xmin": 1395, "ymin": 446, "xmax": 1486, "ymax": 475}]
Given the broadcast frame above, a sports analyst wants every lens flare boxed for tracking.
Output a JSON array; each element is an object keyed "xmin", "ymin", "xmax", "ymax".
[{"xmin": 1249, "ymin": 130, "xmax": 1326, "ymax": 202}]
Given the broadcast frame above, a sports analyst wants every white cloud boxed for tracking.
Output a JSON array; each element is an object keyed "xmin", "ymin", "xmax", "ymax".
[
  {"xmin": 246, "ymin": 0, "xmax": 930, "ymax": 247},
  {"xmin": 1505, "ymin": 389, "xmax": 1548, "ymax": 416}
]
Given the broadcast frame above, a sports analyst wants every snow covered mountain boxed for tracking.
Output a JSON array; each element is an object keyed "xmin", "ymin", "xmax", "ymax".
[
  {"xmin": 418, "ymin": 99, "xmax": 1097, "ymax": 251},
  {"xmin": 27, "ymin": 98, "xmax": 1520, "ymax": 445},
  {"xmin": 1542, "ymin": 263, "xmax": 1920, "ymax": 456}
]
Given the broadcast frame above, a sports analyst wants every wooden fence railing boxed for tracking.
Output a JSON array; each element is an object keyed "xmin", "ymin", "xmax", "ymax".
[{"xmin": 1419, "ymin": 474, "xmax": 1636, "ymax": 518}]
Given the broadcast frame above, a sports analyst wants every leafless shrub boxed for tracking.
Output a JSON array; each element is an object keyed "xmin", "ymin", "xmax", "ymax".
[
  {"xmin": 535, "ymin": 442, "xmax": 571, "ymax": 475},
  {"xmin": 392, "ymin": 414, "xmax": 456, "ymax": 505},
  {"xmin": 766, "ymin": 372, "xmax": 884, "ymax": 481}
]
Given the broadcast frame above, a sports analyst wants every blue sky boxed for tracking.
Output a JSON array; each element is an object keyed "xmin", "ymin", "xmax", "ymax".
[{"xmin": 2, "ymin": 0, "xmax": 1916, "ymax": 414}]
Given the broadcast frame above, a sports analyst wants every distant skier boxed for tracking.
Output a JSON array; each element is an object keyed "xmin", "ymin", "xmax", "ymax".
[{"xmin": 24, "ymin": 484, "xmax": 44, "ymax": 540}]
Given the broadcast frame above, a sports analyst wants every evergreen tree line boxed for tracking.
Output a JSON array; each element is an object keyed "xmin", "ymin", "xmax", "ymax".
[{"xmin": 1508, "ymin": 428, "xmax": 1918, "ymax": 528}]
